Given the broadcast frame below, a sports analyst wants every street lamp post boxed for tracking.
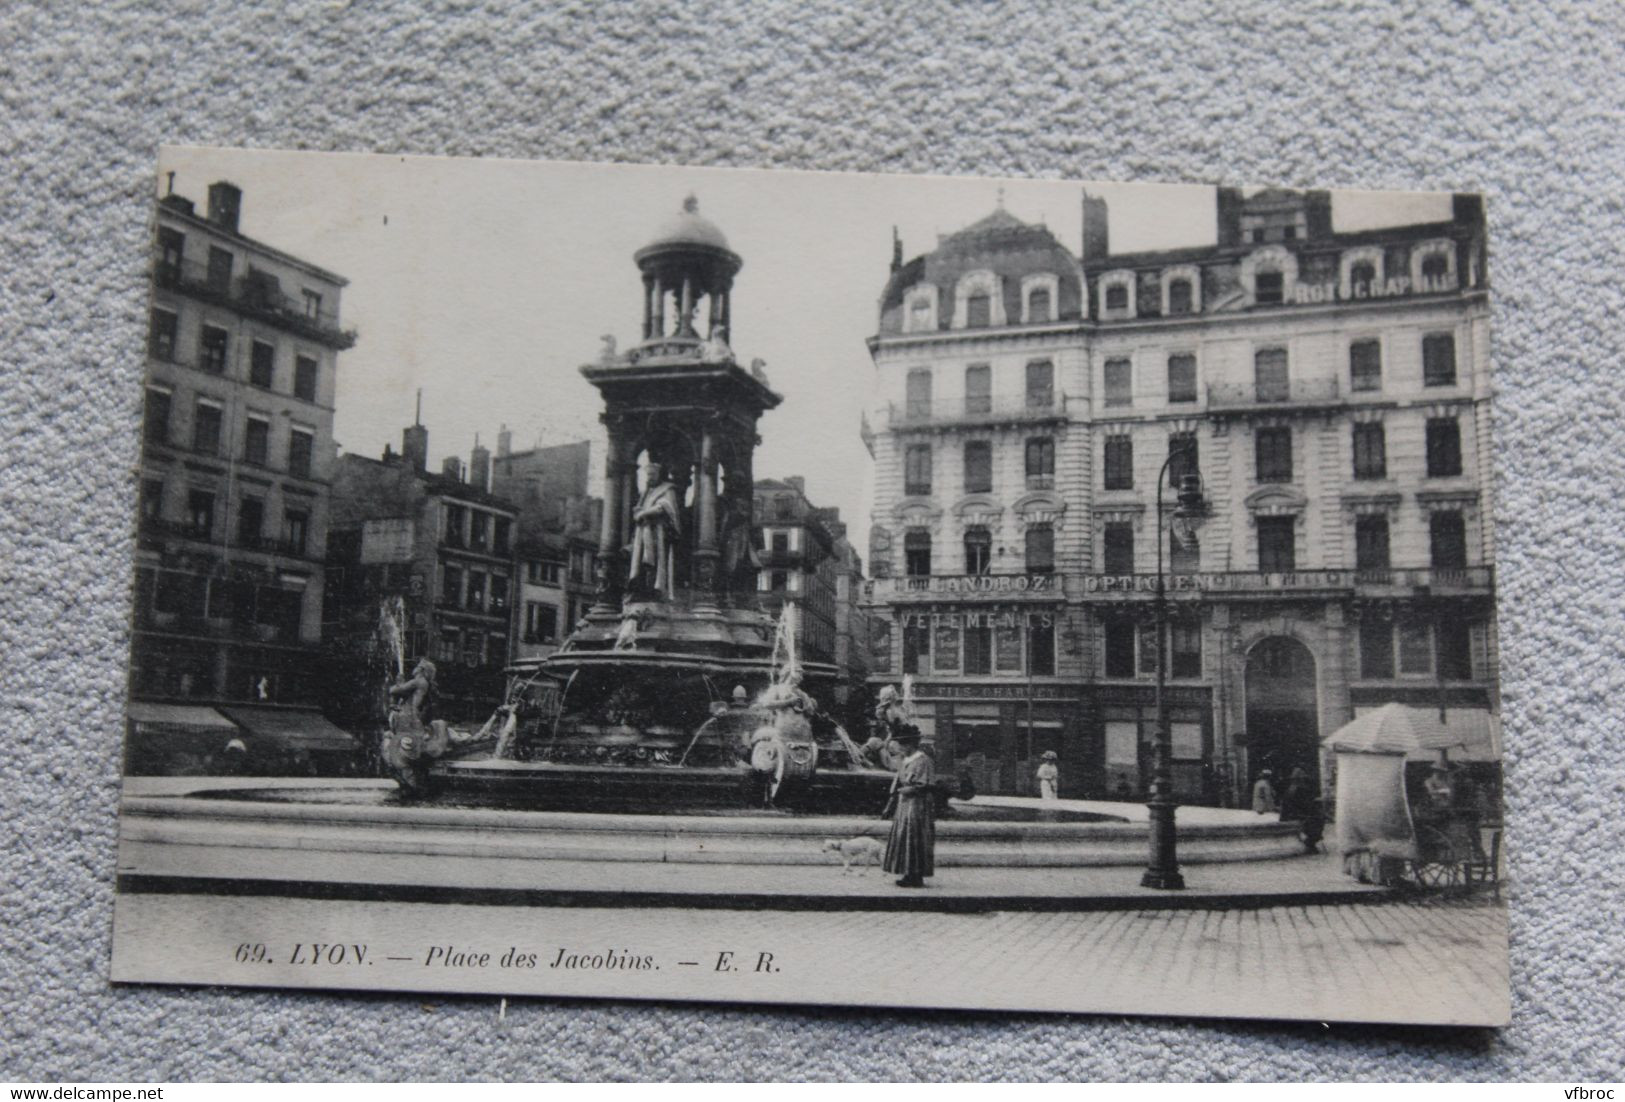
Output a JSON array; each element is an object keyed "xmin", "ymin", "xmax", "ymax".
[{"xmin": 1141, "ymin": 443, "xmax": 1207, "ymax": 891}]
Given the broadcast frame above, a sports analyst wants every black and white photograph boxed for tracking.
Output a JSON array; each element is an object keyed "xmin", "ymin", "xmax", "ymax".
[{"xmin": 112, "ymin": 147, "xmax": 1507, "ymax": 1026}]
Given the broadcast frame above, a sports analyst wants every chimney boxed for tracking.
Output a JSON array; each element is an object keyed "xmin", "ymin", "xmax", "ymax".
[
  {"xmin": 470, "ymin": 439, "xmax": 492, "ymax": 492},
  {"xmin": 207, "ymin": 182, "xmax": 242, "ymax": 233},
  {"xmin": 442, "ymin": 456, "xmax": 463, "ymax": 481},
  {"xmin": 1215, "ymin": 186, "xmax": 1244, "ymax": 248},
  {"xmin": 1452, "ymin": 192, "xmax": 1485, "ymax": 231},
  {"xmin": 497, "ymin": 423, "xmax": 513, "ymax": 458},
  {"xmin": 786, "ymin": 476, "xmax": 806, "ymax": 496},
  {"xmin": 890, "ymin": 227, "xmax": 903, "ymax": 273},
  {"xmin": 1080, "ymin": 191, "xmax": 1109, "ymax": 261},
  {"xmin": 1304, "ymin": 190, "xmax": 1334, "ymax": 239},
  {"xmin": 401, "ymin": 424, "xmax": 428, "ymax": 473}
]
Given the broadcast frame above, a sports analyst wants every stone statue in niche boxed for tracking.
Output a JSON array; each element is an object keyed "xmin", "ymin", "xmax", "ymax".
[{"xmin": 627, "ymin": 461, "xmax": 682, "ymax": 599}]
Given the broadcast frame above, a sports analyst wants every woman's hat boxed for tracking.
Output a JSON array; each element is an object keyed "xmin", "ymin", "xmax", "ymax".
[
  {"xmin": 1041, "ymin": 750, "xmax": 1059, "ymax": 761},
  {"xmin": 1260, "ymin": 769, "xmax": 1274, "ymax": 777}
]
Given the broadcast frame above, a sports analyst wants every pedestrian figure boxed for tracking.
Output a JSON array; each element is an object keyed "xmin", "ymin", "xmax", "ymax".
[
  {"xmin": 882, "ymin": 726, "xmax": 935, "ymax": 888},
  {"xmin": 1036, "ymin": 750, "xmax": 1060, "ymax": 800},
  {"xmin": 1278, "ymin": 765, "xmax": 1324, "ymax": 852},
  {"xmin": 1252, "ymin": 768, "xmax": 1279, "ymax": 814}
]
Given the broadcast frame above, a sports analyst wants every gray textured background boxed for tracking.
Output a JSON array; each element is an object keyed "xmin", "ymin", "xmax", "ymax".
[{"xmin": 3, "ymin": 0, "xmax": 1623, "ymax": 1082}]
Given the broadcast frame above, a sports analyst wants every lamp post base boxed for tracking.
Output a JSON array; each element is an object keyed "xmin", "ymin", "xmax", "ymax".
[
  {"xmin": 1142, "ymin": 797, "xmax": 1185, "ymax": 890},
  {"xmin": 1140, "ymin": 867, "xmax": 1186, "ymax": 891}
]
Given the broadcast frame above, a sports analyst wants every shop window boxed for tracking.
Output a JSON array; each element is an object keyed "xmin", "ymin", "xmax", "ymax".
[
  {"xmin": 904, "ymin": 443, "xmax": 932, "ymax": 496},
  {"xmin": 1254, "ymin": 347, "xmax": 1289, "ymax": 401},
  {"xmin": 932, "ymin": 622, "xmax": 960, "ymax": 673},
  {"xmin": 1356, "ymin": 515, "xmax": 1391, "ymax": 571},
  {"xmin": 1423, "ymin": 333, "xmax": 1457, "ymax": 386},
  {"xmin": 1360, "ymin": 618, "xmax": 1395, "ymax": 679},
  {"xmin": 1255, "ymin": 426, "xmax": 1292, "ymax": 483},
  {"xmin": 148, "ymin": 309, "xmax": 178, "ymax": 361},
  {"xmin": 1167, "ymin": 353, "xmax": 1197, "ymax": 403},
  {"xmin": 287, "ymin": 428, "xmax": 314, "ymax": 479},
  {"xmin": 1027, "ymin": 617, "xmax": 1056, "ymax": 676},
  {"xmin": 1430, "ymin": 511, "xmax": 1468, "ymax": 568},
  {"xmin": 905, "ymin": 369, "xmax": 932, "ymax": 419},
  {"xmin": 1167, "ymin": 278, "xmax": 1193, "ymax": 316},
  {"xmin": 964, "ymin": 364, "xmax": 991, "ymax": 414},
  {"xmin": 1104, "ymin": 620, "xmax": 1137, "ymax": 678},
  {"xmin": 902, "ymin": 620, "xmax": 931, "ymax": 674},
  {"xmin": 294, "ymin": 356, "xmax": 318, "ymax": 402},
  {"xmin": 1104, "ymin": 717, "xmax": 1140, "ymax": 793},
  {"xmin": 1025, "ymin": 360, "xmax": 1054, "ymax": 408},
  {"xmin": 191, "ymin": 400, "xmax": 222, "ymax": 455},
  {"xmin": 1025, "ymin": 523, "xmax": 1054, "ymax": 575},
  {"xmin": 904, "ymin": 530, "xmax": 932, "ymax": 577},
  {"xmin": 963, "ymin": 619, "xmax": 992, "ymax": 675},
  {"xmin": 1025, "ymin": 437, "xmax": 1054, "ymax": 490},
  {"xmin": 1103, "ymin": 358, "xmax": 1132, "ymax": 407},
  {"xmin": 200, "ymin": 325, "xmax": 229, "ymax": 374},
  {"xmin": 963, "ymin": 439, "xmax": 992, "ymax": 494},
  {"xmin": 1172, "ymin": 622, "xmax": 1202, "ymax": 678},
  {"xmin": 1353, "ymin": 422, "xmax": 1386, "ymax": 480},
  {"xmin": 1257, "ymin": 516, "xmax": 1296, "ymax": 572},
  {"xmin": 1350, "ymin": 339, "xmax": 1382, "ymax": 392},
  {"xmin": 143, "ymin": 387, "xmax": 171, "ymax": 445},
  {"xmin": 1103, "ymin": 436, "xmax": 1132, "ymax": 490},
  {"xmin": 243, "ymin": 416, "xmax": 269, "ymax": 466},
  {"xmin": 250, "ymin": 341, "xmax": 274, "ymax": 389},
  {"xmin": 963, "ymin": 527, "xmax": 991, "ymax": 575},
  {"xmin": 1426, "ymin": 418, "xmax": 1462, "ymax": 477},
  {"xmin": 1138, "ymin": 623, "xmax": 1159, "ymax": 675},
  {"xmin": 1103, "ymin": 522, "xmax": 1134, "ymax": 574}
]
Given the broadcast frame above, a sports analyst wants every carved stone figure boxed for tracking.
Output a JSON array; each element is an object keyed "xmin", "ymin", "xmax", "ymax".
[{"xmin": 627, "ymin": 462, "xmax": 682, "ymax": 599}]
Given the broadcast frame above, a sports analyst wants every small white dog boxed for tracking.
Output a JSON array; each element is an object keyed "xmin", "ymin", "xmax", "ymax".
[{"xmin": 823, "ymin": 836, "xmax": 884, "ymax": 874}]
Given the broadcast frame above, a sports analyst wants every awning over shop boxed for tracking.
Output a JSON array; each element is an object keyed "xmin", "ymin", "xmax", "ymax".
[
  {"xmin": 126, "ymin": 702, "xmax": 240, "ymax": 737},
  {"xmin": 219, "ymin": 707, "xmax": 359, "ymax": 754},
  {"xmin": 1327, "ymin": 703, "xmax": 1503, "ymax": 763}
]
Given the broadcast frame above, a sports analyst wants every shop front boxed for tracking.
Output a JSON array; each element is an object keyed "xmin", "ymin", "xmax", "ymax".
[
  {"xmin": 1085, "ymin": 684, "xmax": 1217, "ymax": 804},
  {"xmin": 905, "ymin": 679, "xmax": 1085, "ymax": 798}
]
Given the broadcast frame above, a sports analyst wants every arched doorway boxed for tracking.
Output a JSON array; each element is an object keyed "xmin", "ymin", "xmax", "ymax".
[{"xmin": 1244, "ymin": 636, "xmax": 1319, "ymax": 790}]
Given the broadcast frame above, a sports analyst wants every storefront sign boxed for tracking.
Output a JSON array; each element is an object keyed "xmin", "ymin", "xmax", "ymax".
[
  {"xmin": 1083, "ymin": 567, "xmax": 1491, "ymax": 595},
  {"xmin": 1290, "ymin": 273, "xmax": 1456, "ymax": 306},
  {"xmin": 911, "ymin": 682, "xmax": 1077, "ymax": 701},
  {"xmin": 360, "ymin": 518, "xmax": 415, "ymax": 564},
  {"xmin": 896, "ymin": 608, "xmax": 1056, "ymax": 629},
  {"xmin": 885, "ymin": 573, "xmax": 1057, "ymax": 596}
]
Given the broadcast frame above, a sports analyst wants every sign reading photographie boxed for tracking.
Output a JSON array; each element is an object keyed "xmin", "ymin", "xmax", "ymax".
[{"xmin": 113, "ymin": 148, "xmax": 1507, "ymax": 1028}]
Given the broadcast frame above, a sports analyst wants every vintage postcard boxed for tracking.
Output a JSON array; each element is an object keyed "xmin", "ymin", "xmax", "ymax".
[{"xmin": 113, "ymin": 148, "xmax": 1507, "ymax": 1025}]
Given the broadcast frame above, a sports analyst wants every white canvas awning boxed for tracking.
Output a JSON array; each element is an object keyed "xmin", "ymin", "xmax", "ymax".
[{"xmin": 1327, "ymin": 703, "xmax": 1502, "ymax": 763}]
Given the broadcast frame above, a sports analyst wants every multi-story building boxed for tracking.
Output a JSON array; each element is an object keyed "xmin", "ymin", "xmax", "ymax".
[
  {"xmin": 489, "ymin": 434, "xmax": 601, "ymax": 659},
  {"xmin": 132, "ymin": 180, "xmax": 352, "ymax": 707},
  {"xmin": 865, "ymin": 188, "xmax": 1494, "ymax": 804},
  {"xmin": 323, "ymin": 422, "xmax": 518, "ymax": 725}
]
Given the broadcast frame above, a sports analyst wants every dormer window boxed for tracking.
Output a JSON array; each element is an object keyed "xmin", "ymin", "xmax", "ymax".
[
  {"xmin": 965, "ymin": 292, "xmax": 991, "ymax": 328},
  {"xmin": 903, "ymin": 286, "xmax": 938, "ymax": 333},
  {"xmin": 1241, "ymin": 246, "xmax": 1298, "ymax": 307},
  {"xmin": 1255, "ymin": 270, "xmax": 1284, "ymax": 305},
  {"xmin": 1349, "ymin": 261, "xmax": 1376, "ymax": 293},
  {"xmin": 1410, "ymin": 239, "xmax": 1458, "ymax": 292},
  {"xmin": 1167, "ymin": 279, "xmax": 1192, "ymax": 315},
  {"xmin": 1099, "ymin": 271, "xmax": 1136, "ymax": 320},
  {"xmin": 952, "ymin": 271, "xmax": 1004, "ymax": 329},
  {"xmin": 1020, "ymin": 273, "xmax": 1060, "ymax": 324},
  {"xmin": 1105, "ymin": 285, "xmax": 1128, "ymax": 311},
  {"xmin": 1026, "ymin": 287, "xmax": 1051, "ymax": 323}
]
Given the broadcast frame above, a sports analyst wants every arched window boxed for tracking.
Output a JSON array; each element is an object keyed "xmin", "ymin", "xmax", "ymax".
[
  {"xmin": 904, "ymin": 530, "xmax": 932, "ymax": 577},
  {"xmin": 1166, "ymin": 278, "xmax": 1193, "ymax": 316},
  {"xmin": 965, "ymin": 291, "xmax": 991, "ymax": 328},
  {"xmin": 907, "ymin": 297, "xmax": 932, "ymax": 332},
  {"xmin": 963, "ymin": 527, "xmax": 991, "ymax": 575},
  {"xmin": 1025, "ymin": 524, "xmax": 1055, "ymax": 574},
  {"xmin": 1104, "ymin": 284, "xmax": 1128, "ymax": 311},
  {"xmin": 1349, "ymin": 261, "xmax": 1376, "ymax": 294},
  {"xmin": 1421, "ymin": 252, "xmax": 1449, "ymax": 281},
  {"xmin": 1027, "ymin": 286, "xmax": 1052, "ymax": 323}
]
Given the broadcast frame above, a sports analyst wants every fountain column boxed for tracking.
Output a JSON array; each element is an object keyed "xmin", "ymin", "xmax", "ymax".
[
  {"xmin": 692, "ymin": 429, "xmax": 721, "ymax": 598},
  {"xmin": 593, "ymin": 428, "xmax": 635, "ymax": 614}
]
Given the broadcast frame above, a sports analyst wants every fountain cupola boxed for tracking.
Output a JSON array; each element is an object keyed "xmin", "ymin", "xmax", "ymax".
[{"xmin": 634, "ymin": 195, "xmax": 742, "ymax": 346}]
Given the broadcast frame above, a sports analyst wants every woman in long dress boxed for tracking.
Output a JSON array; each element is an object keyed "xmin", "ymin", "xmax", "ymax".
[{"xmin": 883, "ymin": 727, "xmax": 935, "ymax": 888}]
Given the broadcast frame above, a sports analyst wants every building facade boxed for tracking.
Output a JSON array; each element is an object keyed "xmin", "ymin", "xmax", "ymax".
[
  {"xmin": 132, "ymin": 181, "xmax": 353, "ymax": 707},
  {"xmin": 323, "ymin": 424, "xmax": 519, "ymax": 725},
  {"xmin": 865, "ymin": 189, "xmax": 1495, "ymax": 804}
]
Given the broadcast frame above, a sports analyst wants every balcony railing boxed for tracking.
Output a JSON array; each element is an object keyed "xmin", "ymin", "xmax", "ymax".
[
  {"xmin": 888, "ymin": 392, "xmax": 1069, "ymax": 429},
  {"xmin": 154, "ymin": 258, "xmax": 356, "ymax": 350},
  {"xmin": 1206, "ymin": 379, "xmax": 1341, "ymax": 410}
]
